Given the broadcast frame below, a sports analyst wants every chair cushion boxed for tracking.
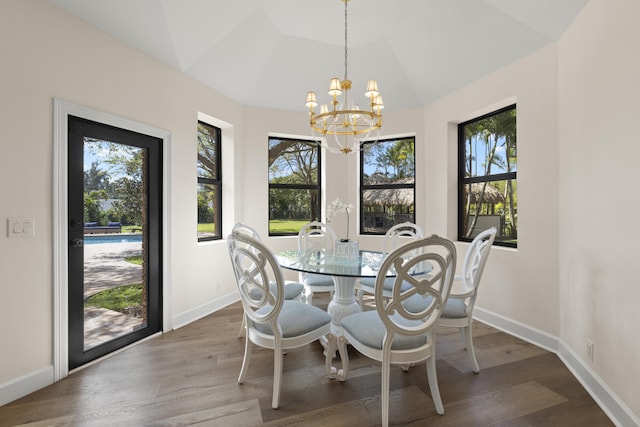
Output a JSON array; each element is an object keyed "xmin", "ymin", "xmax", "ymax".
[
  {"xmin": 248, "ymin": 281, "xmax": 304, "ymax": 301},
  {"xmin": 303, "ymin": 273, "xmax": 334, "ymax": 288},
  {"xmin": 442, "ymin": 298, "xmax": 467, "ymax": 318},
  {"xmin": 402, "ymin": 294, "xmax": 468, "ymax": 319},
  {"xmin": 281, "ymin": 281, "xmax": 305, "ymax": 299},
  {"xmin": 359, "ymin": 277, "xmax": 412, "ymax": 292},
  {"xmin": 253, "ymin": 300, "xmax": 331, "ymax": 338},
  {"xmin": 341, "ymin": 310, "xmax": 427, "ymax": 350}
]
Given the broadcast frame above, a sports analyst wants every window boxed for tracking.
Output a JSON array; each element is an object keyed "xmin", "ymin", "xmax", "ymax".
[
  {"xmin": 197, "ymin": 121, "xmax": 222, "ymax": 241},
  {"xmin": 458, "ymin": 104, "xmax": 517, "ymax": 247},
  {"xmin": 360, "ymin": 137, "xmax": 415, "ymax": 235},
  {"xmin": 268, "ymin": 137, "xmax": 321, "ymax": 236}
]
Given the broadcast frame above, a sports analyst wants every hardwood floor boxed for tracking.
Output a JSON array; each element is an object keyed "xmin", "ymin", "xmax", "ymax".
[{"xmin": 1, "ymin": 295, "xmax": 613, "ymax": 426}]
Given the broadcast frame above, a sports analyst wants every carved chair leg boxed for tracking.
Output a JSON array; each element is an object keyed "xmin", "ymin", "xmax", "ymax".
[{"xmin": 336, "ymin": 335, "xmax": 349, "ymax": 381}]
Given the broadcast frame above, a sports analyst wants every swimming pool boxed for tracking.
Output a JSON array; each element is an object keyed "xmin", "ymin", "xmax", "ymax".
[{"xmin": 84, "ymin": 234, "xmax": 143, "ymax": 245}]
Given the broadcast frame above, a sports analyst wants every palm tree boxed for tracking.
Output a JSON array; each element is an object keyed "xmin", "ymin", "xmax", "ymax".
[{"xmin": 463, "ymin": 108, "xmax": 517, "ymax": 238}]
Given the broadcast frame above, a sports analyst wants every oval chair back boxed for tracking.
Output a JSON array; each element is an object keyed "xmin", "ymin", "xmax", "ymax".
[
  {"xmin": 297, "ymin": 221, "xmax": 337, "ymax": 305},
  {"xmin": 357, "ymin": 222, "xmax": 425, "ymax": 307},
  {"xmin": 298, "ymin": 221, "xmax": 337, "ymax": 254},
  {"xmin": 341, "ymin": 234, "xmax": 457, "ymax": 427},
  {"xmin": 228, "ymin": 231, "xmax": 285, "ymax": 325},
  {"xmin": 227, "ymin": 230, "xmax": 334, "ymax": 409},
  {"xmin": 458, "ymin": 227, "xmax": 497, "ymax": 310},
  {"xmin": 382, "ymin": 221, "xmax": 425, "ymax": 255},
  {"xmin": 436, "ymin": 226, "xmax": 497, "ymax": 373}
]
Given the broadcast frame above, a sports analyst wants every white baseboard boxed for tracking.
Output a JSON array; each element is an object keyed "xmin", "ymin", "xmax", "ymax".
[
  {"xmin": 0, "ymin": 366, "xmax": 54, "ymax": 407},
  {"xmin": 474, "ymin": 307, "xmax": 560, "ymax": 353},
  {"xmin": 474, "ymin": 307, "xmax": 640, "ymax": 427},
  {"xmin": 171, "ymin": 292, "xmax": 239, "ymax": 330}
]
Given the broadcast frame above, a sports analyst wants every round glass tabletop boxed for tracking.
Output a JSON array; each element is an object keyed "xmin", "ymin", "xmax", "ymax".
[{"xmin": 277, "ymin": 249, "xmax": 431, "ymax": 278}]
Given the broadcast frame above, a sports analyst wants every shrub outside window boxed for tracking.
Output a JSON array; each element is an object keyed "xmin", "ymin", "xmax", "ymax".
[
  {"xmin": 360, "ymin": 137, "xmax": 415, "ymax": 235},
  {"xmin": 458, "ymin": 104, "xmax": 517, "ymax": 247},
  {"xmin": 197, "ymin": 121, "xmax": 222, "ymax": 241},
  {"xmin": 268, "ymin": 137, "xmax": 321, "ymax": 236}
]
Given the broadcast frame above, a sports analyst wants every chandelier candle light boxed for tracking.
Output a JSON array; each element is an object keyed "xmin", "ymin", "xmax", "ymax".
[{"xmin": 305, "ymin": 0, "xmax": 384, "ymax": 155}]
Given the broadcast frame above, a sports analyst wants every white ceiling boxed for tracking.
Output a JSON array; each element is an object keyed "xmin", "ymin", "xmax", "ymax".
[{"xmin": 48, "ymin": 0, "xmax": 590, "ymax": 113}]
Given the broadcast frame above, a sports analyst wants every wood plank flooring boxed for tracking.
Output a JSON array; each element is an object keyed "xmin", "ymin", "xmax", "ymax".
[{"xmin": 0, "ymin": 295, "xmax": 613, "ymax": 426}]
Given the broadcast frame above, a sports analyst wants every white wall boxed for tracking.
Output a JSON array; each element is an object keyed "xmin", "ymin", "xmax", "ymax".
[
  {"xmin": 416, "ymin": 0, "xmax": 640, "ymax": 421},
  {"xmin": 421, "ymin": 44, "xmax": 561, "ymax": 335},
  {"xmin": 558, "ymin": 0, "xmax": 640, "ymax": 419},
  {"xmin": 1, "ymin": 0, "xmax": 638, "ymax": 422},
  {"xmin": 0, "ymin": 0, "xmax": 243, "ymax": 389}
]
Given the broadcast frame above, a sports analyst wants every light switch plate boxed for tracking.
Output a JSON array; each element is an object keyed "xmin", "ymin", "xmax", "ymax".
[{"xmin": 7, "ymin": 217, "xmax": 35, "ymax": 238}]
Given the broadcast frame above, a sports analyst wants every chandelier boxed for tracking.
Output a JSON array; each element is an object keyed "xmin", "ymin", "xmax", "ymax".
[{"xmin": 305, "ymin": 0, "xmax": 384, "ymax": 154}]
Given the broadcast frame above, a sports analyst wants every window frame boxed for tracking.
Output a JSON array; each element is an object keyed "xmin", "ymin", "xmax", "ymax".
[
  {"xmin": 359, "ymin": 136, "xmax": 416, "ymax": 236},
  {"xmin": 197, "ymin": 120, "xmax": 222, "ymax": 242},
  {"xmin": 268, "ymin": 136, "xmax": 322, "ymax": 236},
  {"xmin": 457, "ymin": 104, "xmax": 517, "ymax": 248}
]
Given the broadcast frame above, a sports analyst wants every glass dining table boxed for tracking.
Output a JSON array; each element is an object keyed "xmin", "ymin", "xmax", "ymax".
[
  {"xmin": 277, "ymin": 248, "xmax": 432, "ymax": 380},
  {"xmin": 277, "ymin": 249, "xmax": 387, "ymax": 379},
  {"xmin": 277, "ymin": 249, "xmax": 385, "ymax": 330}
]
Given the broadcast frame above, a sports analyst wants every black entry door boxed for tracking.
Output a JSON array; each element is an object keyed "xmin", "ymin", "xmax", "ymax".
[{"xmin": 68, "ymin": 115, "xmax": 162, "ymax": 370}]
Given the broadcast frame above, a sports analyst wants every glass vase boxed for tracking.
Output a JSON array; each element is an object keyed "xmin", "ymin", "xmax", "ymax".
[{"xmin": 335, "ymin": 239, "xmax": 359, "ymax": 263}]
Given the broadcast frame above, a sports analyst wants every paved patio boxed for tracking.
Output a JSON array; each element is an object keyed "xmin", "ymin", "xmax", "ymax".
[
  {"xmin": 83, "ymin": 240, "xmax": 144, "ymax": 348},
  {"xmin": 83, "ymin": 241, "xmax": 143, "ymax": 298}
]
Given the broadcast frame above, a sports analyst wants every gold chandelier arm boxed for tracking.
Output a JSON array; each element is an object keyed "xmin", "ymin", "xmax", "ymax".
[{"xmin": 310, "ymin": 110, "xmax": 382, "ymax": 136}]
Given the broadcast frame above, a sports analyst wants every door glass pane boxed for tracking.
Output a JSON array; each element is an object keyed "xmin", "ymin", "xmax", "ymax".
[{"xmin": 82, "ymin": 139, "xmax": 147, "ymax": 350}]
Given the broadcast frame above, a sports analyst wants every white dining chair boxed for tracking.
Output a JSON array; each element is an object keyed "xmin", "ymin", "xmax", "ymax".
[
  {"xmin": 231, "ymin": 223, "xmax": 304, "ymax": 338},
  {"xmin": 356, "ymin": 221, "xmax": 424, "ymax": 308},
  {"xmin": 437, "ymin": 227, "xmax": 496, "ymax": 372},
  {"xmin": 227, "ymin": 230, "xmax": 336, "ymax": 409},
  {"xmin": 403, "ymin": 227, "xmax": 496, "ymax": 373},
  {"xmin": 340, "ymin": 235, "xmax": 457, "ymax": 427},
  {"xmin": 297, "ymin": 221, "xmax": 337, "ymax": 306}
]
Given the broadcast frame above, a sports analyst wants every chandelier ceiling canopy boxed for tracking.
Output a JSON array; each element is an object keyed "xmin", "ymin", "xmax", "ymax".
[{"xmin": 305, "ymin": 0, "xmax": 383, "ymax": 155}]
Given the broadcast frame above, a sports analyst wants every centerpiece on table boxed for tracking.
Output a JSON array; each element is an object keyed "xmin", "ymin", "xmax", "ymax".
[{"xmin": 327, "ymin": 198, "xmax": 359, "ymax": 262}]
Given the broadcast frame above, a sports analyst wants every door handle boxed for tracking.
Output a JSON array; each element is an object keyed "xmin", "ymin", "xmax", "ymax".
[
  {"xmin": 70, "ymin": 238, "xmax": 84, "ymax": 248},
  {"xmin": 70, "ymin": 218, "xmax": 83, "ymax": 227}
]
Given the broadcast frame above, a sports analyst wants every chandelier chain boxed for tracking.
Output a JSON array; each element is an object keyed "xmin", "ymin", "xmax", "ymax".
[{"xmin": 344, "ymin": 0, "xmax": 348, "ymax": 81}]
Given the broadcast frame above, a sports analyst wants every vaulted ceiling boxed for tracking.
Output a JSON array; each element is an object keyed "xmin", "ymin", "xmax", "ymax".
[{"xmin": 48, "ymin": 0, "xmax": 590, "ymax": 112}]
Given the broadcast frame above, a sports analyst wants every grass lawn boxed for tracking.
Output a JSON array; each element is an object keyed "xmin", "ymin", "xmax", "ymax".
[
  {"xmin": 198, "ymin": 223, "xmax": 215, "ymax": 233},
  {"xmin": 196, "ymin": 220, "xmax": 310, "ymax": 234},
  {"xmin": 84, "ymin": 255, "xmax": 144, "ymax": 315},
  {"xmin": 85, "ymin": 283, "xmax": 142, "ymax": 315},
  {"xmin": 269, "ymin": 219, "xmax": 309, "ymax": 234},
  {"xmin": 125, "ymin": 255, "xmax": 142, "ymax": 265}
]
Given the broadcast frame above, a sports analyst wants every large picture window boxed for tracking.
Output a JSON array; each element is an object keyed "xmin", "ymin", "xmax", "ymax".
[
  {"xmin": 268, "ymin": 137, "xmax": 321, "ymax": 236},
  {"xmin": 458, "ymin": 104, "xmax": 517, "ymax": 247},
  {"xmin": 197, "ymin": 121, "xmax": 222, "ymax": 241},
  {"xmin": 360, "ymin": 137, "xmax": 415, "ymax": 235}
]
